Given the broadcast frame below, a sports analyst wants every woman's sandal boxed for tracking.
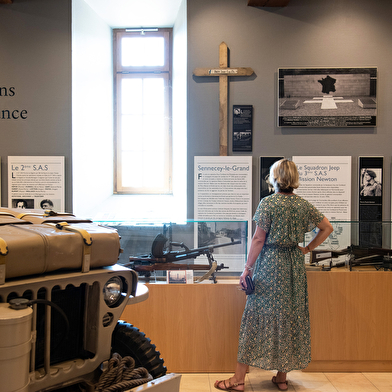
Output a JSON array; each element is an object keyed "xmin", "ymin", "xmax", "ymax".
[
  {"xmin": 214, "ymin": 378, "xmax": 245, "ymax": 391},
  {"xmin": 272, "ymin": 376, "xmax": 288, "ymax": 391}
]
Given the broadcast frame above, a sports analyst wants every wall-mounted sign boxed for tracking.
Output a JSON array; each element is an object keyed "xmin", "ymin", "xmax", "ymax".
[
  {"xmin": 233, "ymin": 105, "xmax": 253, "ymax": 152},
  {"xmin": 292, "ymin": 156, "xmax": 352, "ymax": 257},
  {"xmin": 8, "ymin": 156, "xmax": 65, "ymax": 211},
  {"xmin": 292, "ymin": 156, "xmax": 352, "ymax": 221},
  {"xmin": 194, "ymin": 156, "xmax": 252, "ymax": 271},
  {"xmin": 359, "ymin": 156, "xmax": 383, "ymax": 247}
]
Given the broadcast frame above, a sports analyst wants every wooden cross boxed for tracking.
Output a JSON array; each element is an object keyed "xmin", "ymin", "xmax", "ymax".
[{"xmin": 193, "ymin": 42, "xmax": 254, "ymax": 156}]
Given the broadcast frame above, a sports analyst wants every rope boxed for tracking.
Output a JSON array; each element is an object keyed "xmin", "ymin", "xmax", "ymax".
[{"xmin": 96, "ymin": 353, "xmax": 153, "ymax": 392}]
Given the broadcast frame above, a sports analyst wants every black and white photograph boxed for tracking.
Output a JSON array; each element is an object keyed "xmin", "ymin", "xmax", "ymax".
[
  {"xmin": 197, "ymin": 221, "xmax": 246, "ymax": 254},
  {"xmin": 12, "ymin": 198, "xmax": 34, "ymax": 209},
  {"xmin": 278, "ymin": 67, "xmax": 377, "ymax": 127},
  {"xmin": 259, "ymin": 156, "xmax": 284, "ymax": 200},
  {"xmin": 167, "ymin": 270, "xmax": 187, "ymax": 284},
  {"xmin": 360, "ymin": 168, "xmax": 382, "ymax": 197}
]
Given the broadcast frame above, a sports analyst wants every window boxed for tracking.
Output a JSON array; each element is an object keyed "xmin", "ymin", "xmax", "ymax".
[{"xmin": 114, "ymin": 29, "xmax": 172, "ymax": 195}]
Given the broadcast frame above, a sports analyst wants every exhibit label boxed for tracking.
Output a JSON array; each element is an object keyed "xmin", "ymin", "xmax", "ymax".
[
  {"xmin": 293, "ymin": 156, "xmax": 352, "ymax": 258},
  {"xmin": 194, "ymin": 156, "xmax": 252, "ymax": 272},
  {"xmin": 8, "ymin": 156, "xmax": 65, "ymax": 211},
  {"xmin": 233, "ymin": 105, "xmax": 252, "ymax": 152},
  {"xmin": 293, "ymin": 156, "xmax": 351, "ymax": 221},
  {"xmin": 195, "ymin": 156, "xmax": 252, "ymax": 222},
  {"xmin": 358, "ymin": 156, "xmax": 383, "ymax": 247}
]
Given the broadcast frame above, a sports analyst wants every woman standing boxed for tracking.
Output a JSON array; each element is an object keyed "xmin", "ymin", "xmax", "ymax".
[{"xmin": 215, "ymin": 159, "xmax": 333, "ymax": 391}]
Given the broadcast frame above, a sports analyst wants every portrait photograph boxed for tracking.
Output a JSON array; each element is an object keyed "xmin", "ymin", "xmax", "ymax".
[{"xmin": 259, "ymin": 157, "xmax": 284, "ymax": 200}]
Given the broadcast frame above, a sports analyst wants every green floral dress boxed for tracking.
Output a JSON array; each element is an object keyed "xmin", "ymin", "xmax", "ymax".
[{"xmin": 237, "ymin": 193, "xmax": 324, "ymax": 372}]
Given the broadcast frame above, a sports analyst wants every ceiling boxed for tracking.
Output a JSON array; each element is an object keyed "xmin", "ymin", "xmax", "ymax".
[
  {"xmin": 82, "ymin": 0, "xmax": 184, "ymax": 28},
  {"xmin": 1, "ymin": 0, "xmax": 290, "ymax": 25},
  {"xmin": 0, "ymin": 0, "xmax": 183, "ymax": 27}
]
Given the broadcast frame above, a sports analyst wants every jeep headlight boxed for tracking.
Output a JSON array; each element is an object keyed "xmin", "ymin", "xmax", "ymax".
[{"xmin": 103, "ymin": 276, "xmax": 123, "ymax": 307}]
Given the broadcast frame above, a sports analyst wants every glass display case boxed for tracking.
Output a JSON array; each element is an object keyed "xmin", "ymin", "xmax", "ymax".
[
  {"xmin": 305, "ymin": 221, "xmax": 392, "ymax": 271},
  {"xmin": 97, "ymin": 220, "xmax": 248, "ymax": 281},
  {"xmin": 97, "ymin": 220, "xmax": 392, "ymax": 278}
]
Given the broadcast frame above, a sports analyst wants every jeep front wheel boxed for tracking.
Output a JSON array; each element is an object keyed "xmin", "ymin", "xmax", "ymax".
[{"xmin": 111, "ymin": 321, "xmax": 167, "ymax": 379}]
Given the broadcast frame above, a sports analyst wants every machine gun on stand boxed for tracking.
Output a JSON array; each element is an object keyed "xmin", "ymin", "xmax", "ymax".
[
  {"xmin": 127, "ymin": 233, "xmax": 241, "ymax": 283},
  {"xmin": 309, "ymin": 245, "xmax": 392, "ymax": 271}
]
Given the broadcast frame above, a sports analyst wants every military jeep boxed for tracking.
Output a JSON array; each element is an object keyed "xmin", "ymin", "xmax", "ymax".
[{"xmin": 0, "ymin": 212, "xmax": 181, "ymax": 392}]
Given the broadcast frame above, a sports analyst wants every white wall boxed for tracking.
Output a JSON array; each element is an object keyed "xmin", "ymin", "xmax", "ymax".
[
  {"xmin": 72, "ymin": 0, "xmax": 187, "ymax": 222},
  {"xmin": 72, "ymin": 0, "xmax": 113, "ymax": 218},
  {"xmin": 172, "ymin": 0, "xmax": 188, "ymax": 220}
]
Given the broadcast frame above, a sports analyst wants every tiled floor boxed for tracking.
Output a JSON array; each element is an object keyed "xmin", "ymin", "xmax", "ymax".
[{"xmin": 178, "ymin": 367, "xmax": 392, "ymax": 391}]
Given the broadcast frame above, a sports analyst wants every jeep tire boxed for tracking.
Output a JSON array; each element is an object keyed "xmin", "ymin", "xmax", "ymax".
[{"xmin": 111, "ymin": 321, "xmax": 167, "ymax": 379}]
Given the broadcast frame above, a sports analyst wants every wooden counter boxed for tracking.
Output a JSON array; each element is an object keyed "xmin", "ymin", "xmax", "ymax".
[
  {"xmin": 121, "ymin": 271, "xmax": 392, "ymax": 373},
  {"xmin": 306, "ymin": 270, "xmax": 392, "ymax": 372},
  {"xmin": 121, "ymin": 281, "xmax": 245, "ymax": 373}
]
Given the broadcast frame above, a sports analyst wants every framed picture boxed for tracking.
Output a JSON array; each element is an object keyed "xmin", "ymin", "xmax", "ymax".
[
  {"xmin": 167, "ymin": 270, "xmax": 193, "ymax": 284},
  {"xmin": 259, "ymin": 156, "xmax": 284, "ymax": 200},
  {"xmin": 278, "ymin": 67, "xmax": 377, "ymax": 127}
]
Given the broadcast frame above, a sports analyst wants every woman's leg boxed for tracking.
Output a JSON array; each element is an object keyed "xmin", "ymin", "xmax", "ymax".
[
  {"xmin": 275, "ymin": 371, "xmax": 287, "ymax": 382},
  {"xmin": 272, "ymin": 371, "xmax": 288, "ymax": 391},
  {"xmin": 214, "ymin": 362, "xmax": 248, "ymax": 391}
]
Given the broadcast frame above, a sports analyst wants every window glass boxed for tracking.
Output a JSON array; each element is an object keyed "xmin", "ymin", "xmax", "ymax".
[
  {"xmin": 114, "ymin": 29, "xmax": 172, "ymax": 195},
  {"xmin": 121, "ymin": 37, "xmax": 165, "ymax": 67}
]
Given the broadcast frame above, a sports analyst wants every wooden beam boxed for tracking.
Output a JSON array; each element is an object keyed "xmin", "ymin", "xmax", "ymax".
[
  {"xmin": 248, "ymin": 0, "xmax": 290, "ymax": 7},
  {"xmin": 218, "ymin": 42, "xmax": 228, "ymax": 156}
]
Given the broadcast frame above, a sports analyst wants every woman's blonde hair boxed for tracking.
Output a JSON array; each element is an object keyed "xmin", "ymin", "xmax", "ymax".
[{"xmin": 269, "ymin": 159, "xmax": 299, "ymax": 193}]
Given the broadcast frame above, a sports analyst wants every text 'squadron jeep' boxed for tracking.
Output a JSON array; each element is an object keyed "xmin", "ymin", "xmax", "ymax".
[{"xmin": 0, "ymin": 208, "xmax": 181, "ymax": 392}]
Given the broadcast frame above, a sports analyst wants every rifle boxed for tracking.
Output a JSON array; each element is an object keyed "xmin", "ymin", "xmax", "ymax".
[
  {"xmin": 309, "ymin": 245, "xmax": 392, "ymax": 271},
  {"xmin": 127, "ymin": 233, "xmax": 241, "ymax": 283}
]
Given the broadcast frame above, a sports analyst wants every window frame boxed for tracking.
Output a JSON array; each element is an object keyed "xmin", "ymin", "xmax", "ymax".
[{"xmin": 113, "ymin": 28, "xmax": 173, "ymax": 195}]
